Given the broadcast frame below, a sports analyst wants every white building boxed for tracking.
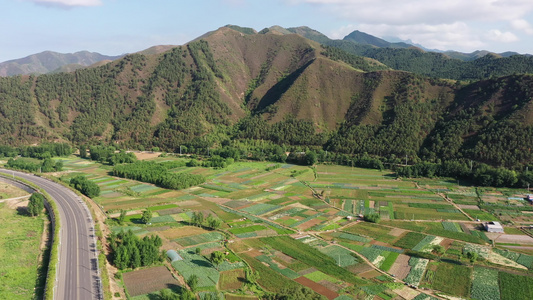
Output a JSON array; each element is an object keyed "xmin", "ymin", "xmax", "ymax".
[{"xmin": 485, "ymin": 221, "xmax": 504, "ymax": 233}]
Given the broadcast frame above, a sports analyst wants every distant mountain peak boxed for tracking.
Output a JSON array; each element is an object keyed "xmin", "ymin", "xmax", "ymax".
[{"xmin": 0, "ymin": 50, "xmax": 123, "ymax": 76}]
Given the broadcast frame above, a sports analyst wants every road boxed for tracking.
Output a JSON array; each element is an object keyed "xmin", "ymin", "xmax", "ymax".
[{"xmin": 0, "ymin": 169, "xmax": 101, "ymax": 300}]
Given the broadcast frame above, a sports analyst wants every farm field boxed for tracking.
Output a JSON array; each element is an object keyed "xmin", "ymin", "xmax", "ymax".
[
  {"xmin": 39, "ymin": 156, "xmax": 533, "ymax": 299},
  {"xmin": 0, "ymin": 183, "xmax": 45, "ymax": 300},
  {"xmin": 123, "ymin": 266, "xmax": 180, "ymax": 297}
]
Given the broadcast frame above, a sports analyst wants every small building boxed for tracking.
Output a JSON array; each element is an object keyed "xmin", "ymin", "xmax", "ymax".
[
  {"xmin": 166, "ymin": 250, "xmax": 183, "ymax": 263},
  {"xmin": 485, "ymin": 221, "xmax": 504, "ymax": 233}
]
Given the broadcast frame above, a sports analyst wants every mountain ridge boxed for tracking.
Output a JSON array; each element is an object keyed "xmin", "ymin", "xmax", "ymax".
[{"xmin": 1, "ymin": 25, "xmax": 533, "ymax": 168}]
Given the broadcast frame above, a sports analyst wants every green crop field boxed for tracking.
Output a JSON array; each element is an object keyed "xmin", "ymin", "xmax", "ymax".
[
  {"xmin": 431, "ymin": 263, "xmax": 472, "ymax": 298},
  {"xmin": 24, "ymin": 156, "xmax": 533, "ymax": 299},
  {"xmin": 499, "ymin": 272, "xmax": 533, "ymax": 300},
  {"xmin": 393, "ymin": 232, "xmax": 427, "ymax": 249},
  {"xmin": 471, "ymin": 267, "xmax": 500, "ymax": 300}
]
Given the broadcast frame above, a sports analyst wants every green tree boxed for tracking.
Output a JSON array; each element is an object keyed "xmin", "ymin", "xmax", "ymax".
[
  {"xmin": 118, "ymin": 209, "xmax": 127, "ymax": 225},
  {"xmin": 432, "ymin": 245, "xmax": 445, "ymax": 259},
  {"xmin": 27, "ymin": 193, "xmax": 45, "ymax": 216},
  {"xmin": 210, "ymin": 251, "xmax": 225, "ymax": 270},
  {"xmin": 466, "ymin": 251, "xmax": 478, "ymax": 264},
  {"xmin": 305, "ymin": 151, "xmax": 318, "ymax": 166},
  {"xmin": 363, "ymin": 213, "xmax": 380, "ymax": 223},
  {"xmin": 159, "ymin": 289, "xmax": 178, "ymax": 300},
  {"xmin": 206, "ymin": 215, "xmax": 221, "ymax": 229},
  {"xmin": 69, "ymin": 175, "xmax": 100, "ymax": 198},
  {"xmin": 187, "ymin": 274, "xmax": 199, "ymax": 292},
  {"xmin": 141, "ymin": 210, "xmax": 152, "ymax": 224},
  {"xmin": 192, "ymin": 211, "xmax": 204, "ymax": 227},
  {"xmin": 131, "ymin": 247, "xmax": 141, "ymax": 269}
]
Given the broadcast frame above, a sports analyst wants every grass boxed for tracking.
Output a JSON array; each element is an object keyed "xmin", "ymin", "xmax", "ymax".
[
  {"xmin": 0, "ymin": 203, "xmax": 46, "ymax": 300},
  {"xmin": 431, "ymin": 262, "xmax": 472, "ymax": 298},
  {"xmin": 380, "ymin": 252, "xmax": 399, "ymax": 272}
]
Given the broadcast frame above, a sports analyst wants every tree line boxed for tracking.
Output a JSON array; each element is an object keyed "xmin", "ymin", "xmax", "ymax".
[
  {"xmin": 6, "ymin": 157, "xmax": 63, "ymax": 173},
  {"xmin": 69, "ymin": 175, "xmax": 101, "ymax": 198},
  {"xmin": 112, "ymin": 161, "xmax": 205, "ymax": 190},
  {"xmin": 109, "ymin": 230, "xmax": 163, "ymax": 270},
  {"xmin": 396, "ymin": 160, "xmax": 533, "ymax": 188}
]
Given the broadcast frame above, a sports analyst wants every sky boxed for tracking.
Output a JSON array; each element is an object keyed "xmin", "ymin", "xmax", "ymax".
[{"xmin": 2, "ymin": 0, "xmax": 533, "ymax": 62}]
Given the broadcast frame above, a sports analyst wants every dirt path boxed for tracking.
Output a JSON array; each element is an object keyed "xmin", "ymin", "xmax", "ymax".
[
  {"xmin": 414, "ymin": 180, "xmax": 474, "ymax": 221},
  {"xmin": 439, "ymin": 192, "xmax": 475, "ymax": 221},
  {"xmin": 0, "ymin": 194, "xmax": 30, "ymax": 203}
]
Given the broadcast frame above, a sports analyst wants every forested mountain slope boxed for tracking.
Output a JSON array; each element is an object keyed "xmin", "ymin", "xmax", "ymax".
[
  {"xmin": 1, "ymin": 26, "xmax": 533, "ymax": 169},
  {"xmin": 280, "ymin": 26, "xmax": 533, "ymax": 81}
]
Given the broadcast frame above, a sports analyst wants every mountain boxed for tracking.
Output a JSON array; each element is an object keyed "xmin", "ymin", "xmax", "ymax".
[
  {"xmin": 1, "ymin": 25, "xmax": 533, "ymax": 168},
  {"xmin": 248, "ymin": 26, "xmax": 533, "ymax": 80},
  {"xmin": 0, "ymin": 51, "xmax": 123, "ymax": 76},
  {"xmin": 343, "ymin": 30, "xmax": 412, "ymax": 49}
]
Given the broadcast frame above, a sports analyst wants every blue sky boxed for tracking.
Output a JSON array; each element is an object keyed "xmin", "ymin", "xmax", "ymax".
[{"xmin": 2, "ymin": 0, "xmax": 533, "ymax": 62}]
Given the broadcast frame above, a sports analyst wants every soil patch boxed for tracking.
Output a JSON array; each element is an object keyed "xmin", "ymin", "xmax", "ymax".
[
  {"xmin": 203, "ymin": 197, "xmax": 233, "ymax": 204},
  {"xmin": 359, "ymin": 270, "xmax": 381, "ymax": 279},
  {"xmin": 394, "ymin": 286, "xmax": 420, "ymax": 300},
  {"xmin": 274, "ymin": 251, "xmax": 294, "ymax": 264},
  {"xmin": 389, "ymin": 227, "xmax": 406, "ymax": 237},
  {"xmin": 495, "ymin": 234, "xmax": 533, "ymax": 245},
  {"xmin": 388, "ymin": 254, "xmax": 411, "ymax": 280},
  {"xmin": 123, "ymin": 266, "xmax": 179, "ymax": 297},
  {"xmin": 295, "ymin": 276, "xmax": 339, "ymax": 300},
  {"xmin": 298, "ymin": 218, "xmax": 323, "ymax": 230},
  {"xmin": 225, "ymin": 294, "xmax": 258, "ymax": 300},
  {"xmin": 457, "ymin": 205, "xmax": 480, "ymax": 210},
  {"xmin": 219, "ymin": 269, "xmax": 245, "ymax": 290},
  {"xmin": 5, "ymin": 198, "xmax": 29, "ymax": 209},
  {"xmin": 347, "ymin": 263, "xmax": 373, "ymax": 274},
  {"xmin": 132, "ymin": 151, "xmax": 162, "ymax": 160},
  {"xmin": 298, "ymin": 267, "xmax": 318, "ymax": 276},
  {"xmin": 159, "ymin": 226, "xmax": 209, "ymax": 240},
  {"xmin": 245, "ymin": 249, "xmax": 263, "ymax": 257},
  {"xmin": 319, "ymin": 280, "xmax": 343, "ymax": 292},
  {"xmin": 440, "ymin": 238, "xmax": 454, "ymax": 249}
]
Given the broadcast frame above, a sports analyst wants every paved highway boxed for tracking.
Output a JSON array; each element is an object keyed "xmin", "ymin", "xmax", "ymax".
[{"xmin": 0, "ymin": 169, "xmax": 102, "ymax": 300}]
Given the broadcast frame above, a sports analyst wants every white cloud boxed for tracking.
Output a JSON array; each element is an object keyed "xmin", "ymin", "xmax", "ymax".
[
  {"xmin": 28, "ymin": 0, "xmax": 102, "ymax": 8},
  {"xmin": 292, "ymin": 0, "xmax": 533, "ymax": 25},
  {"xmin": 290, "ymin": 0, "xmax": 533, "ymax": 51},
  {"xmin": 511, "ymin": 19, "xmax": 533, "ymax": 35},
  {"xmin": 486, "ymin": 29, "xmax": 519, "ymax": 43}
]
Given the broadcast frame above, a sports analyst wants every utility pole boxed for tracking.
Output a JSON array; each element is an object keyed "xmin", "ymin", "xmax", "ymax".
[{"xmin": 405, "ymin": 155, "xmax": 408, "ymax": 166}]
